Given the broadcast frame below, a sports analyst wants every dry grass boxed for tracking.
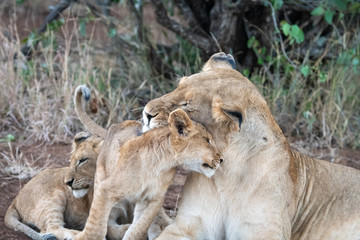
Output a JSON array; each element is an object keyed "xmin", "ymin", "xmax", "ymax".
[
  {"xmin": 0, "ymin": 2, "xmax": 359, "ymax": 177},
  {"xmin": 251, "ymin": 26, "xmax": 360, "ymax": 150},
  {"xmin": 0, "ymin": 142, "xmax": 51, "ymax": 179}
]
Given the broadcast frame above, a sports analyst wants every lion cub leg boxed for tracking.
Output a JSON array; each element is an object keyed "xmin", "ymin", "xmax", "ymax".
[
  {"xmin": 123, "ymin": 198, "xmax": 164, "ymax": 240},
  {"xmin": 40, "ymin": 193, "xmax": 81, "ymax": 240},
  {"xmin": 73, "ymin": 183, "xmax": 118, "ymax": 240},
  {"xmin": 147, "ymin": 208, "xmax": 173, "ymax": 240},
  {"xmin": 106, "ymin": 223, "xmax": 131, "ymax": 240}
]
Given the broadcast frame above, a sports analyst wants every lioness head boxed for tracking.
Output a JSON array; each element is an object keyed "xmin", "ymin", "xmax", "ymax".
[
  {"xmin": 143, "ymin": 52, "xmax": 284, "ymax": 152},
  {"xmin": 64, "ymin": 132, "xmax": 103, "ymax": 198},
  {"xmin": 168, "ymin": 109, "xmax": 223, "ymax": 177}
]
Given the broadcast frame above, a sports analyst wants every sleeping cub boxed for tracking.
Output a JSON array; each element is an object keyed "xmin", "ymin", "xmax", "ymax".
[
  {"xmin": 73, "ymin": 109, "xmax": 223, "ymax": 240},
  {"xmin": 4, "ymin": 133, "xmax": 103, "ymax": 240}
]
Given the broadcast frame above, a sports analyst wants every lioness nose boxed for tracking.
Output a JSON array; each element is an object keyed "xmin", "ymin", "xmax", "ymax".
[
  {"xmin": 220, "ymin": 159, "xmax": 224, "ymax": 164},
  {"xmin": 66, "ymin": 178, "xmax": 74, "ymax": 187}
]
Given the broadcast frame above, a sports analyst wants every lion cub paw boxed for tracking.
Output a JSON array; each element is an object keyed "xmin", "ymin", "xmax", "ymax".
[{"xmin": 41, "ymin": 233, "xmax": 57, "ymax": 240}]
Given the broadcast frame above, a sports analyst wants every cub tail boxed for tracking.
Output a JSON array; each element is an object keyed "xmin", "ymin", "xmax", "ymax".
[{"xmin": 74, "ymin": 85, "xmax": 107, "ymax": 138}]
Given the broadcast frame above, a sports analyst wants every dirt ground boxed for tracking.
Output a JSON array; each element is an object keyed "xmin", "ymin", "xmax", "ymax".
[{"xmin": 1, "ymin": 142, "xmax": 360, "ymax": 240}]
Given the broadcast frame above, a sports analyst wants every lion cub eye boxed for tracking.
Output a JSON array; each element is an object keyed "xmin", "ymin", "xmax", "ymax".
[
  {"xmin": 204, "ymin": 137, "xmax": 212, "ymax": 145},
  {"xmin": 78, "ymin": 158, "xmax": 88, "ymax": 165}
]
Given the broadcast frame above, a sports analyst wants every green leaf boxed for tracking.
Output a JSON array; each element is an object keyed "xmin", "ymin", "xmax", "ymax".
[
  {"xmin": 281, "ymin": 21, "xmax": 290, "ymax": 36},
  {"xmin": 247, "ymin": 36, "xmax": 255, "ymax": 48},
  {"xmin": 7, "ymin": 134, "xmax": 15, "ymax": 142},
  {"xmin": 1, "ymin": 134, "xmax": 16, "ymax": 142},
  {"xmin": 324, "ymin": 10, "xmax": 334, "ymax": 24},
  {"xmin": 352, "ymin": 57, "xmax": 359, "ymax": 66},
  {"xmin": 332, "ymin": 0, "xmax": 347, "ymax": 11},
  {"xmin": 242, "ymin": 69, "xmax": 250, "ymax": 78},
  {"xmin": 350, "ymin": 3, "xmax": 360, "ymax": 13},
  {"xmin": 290, "ymin": 25, "xmax": 304, "ymax": 44},
  {"xmin": 311, "ymin": 6, "xmax": 325, "ymax": 16},
  {"xmin": 48, "ymin": 19, "xmax": 64, "ymax": 31},
  {"xmin": 272, "ymin": 0, "xmax": 283, "ymax": 10},
  {"xmin": 79, "ymin": 20, "xmax": 86, "ymax": 36},
  {"xmin": 301, "ymin": 65, "xmax": 310, "ymax": 77},
  {"xmin": 108, "ymin": 28, "xmax": 117, "ymax": 38},
  {"xmin": 98, "ymin": 80, "xmax": 106, "ymax": 92},
  {"xmin": 303, "ymin": 111, "xmax": 311, "ymax": 120},
  {"xmin": 319, "ymin": 72, "xmax": 327, "ymax": 83},
  {"xmin": 16, "ymin": 0, "xmax": 25, "ymax": 5}
]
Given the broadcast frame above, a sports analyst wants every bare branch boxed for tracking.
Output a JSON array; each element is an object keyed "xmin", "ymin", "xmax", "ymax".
[{"xmin": 20, "ymin": 0, "xmax": 74, "ymax": 58}]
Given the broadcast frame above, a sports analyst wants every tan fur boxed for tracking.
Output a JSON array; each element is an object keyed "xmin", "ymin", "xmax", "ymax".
[
  {"xmin": 74, "ymin": 85, "xmax": 173, "ymax": 239},
  {"xmin": 4, "ymin": 134, "xmax": 103, "ymax": 240},
  {"xmin": 4, "ymin": 133, "xmax": 146, "ymax": 240},
  {"xmin": 74, "ymin": 85, "xmax": 107, "ymax": 138},
  {"xmin": 142, "ymin": 52, "xmax": 360, "ymax": 240},
  {"xmin": 73, "ymin": 109, "xmax": 223, "ymax": 240}
]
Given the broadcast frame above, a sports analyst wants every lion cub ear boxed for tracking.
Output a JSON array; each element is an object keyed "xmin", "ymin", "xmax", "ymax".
[
  {"xmin": 73, "ymin": 132, "xmax": 91, "ymax": 150},
  {"xmin": 168, "ymin": 109, "xmax": 193, "ymax": 137},
  {"xmin": 202, "ymin": 52, "xmax": 236, "ymax": 72}
]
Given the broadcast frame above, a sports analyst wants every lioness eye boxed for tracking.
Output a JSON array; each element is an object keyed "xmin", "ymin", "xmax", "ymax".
[
  {"xmin": 180, "ymin": 101, "xmax": 188, "ymax": 107},
  {"xmin": 78, "ymin": 158, "xmax": 88, "ymax": 165}
]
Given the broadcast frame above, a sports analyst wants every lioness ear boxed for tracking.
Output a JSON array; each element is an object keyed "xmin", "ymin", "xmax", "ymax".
[
  {"xmin": 168, "ymin": 109, "xmax": 193, "ymax": 137},
  {"xmin": 73, "ymin": 132, "xmax": 91, "ymax": 150},
  {"xmin": 202, "ymin": 52, "xmax": 236, "ymax": 72},
  {"xmin": 212, "ymin": 96, "xmax": 242, "ymax": 132}
]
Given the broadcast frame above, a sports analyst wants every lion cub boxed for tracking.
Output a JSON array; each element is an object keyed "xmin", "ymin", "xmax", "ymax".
[
  {"xmin": 73, "ymin": 109, "xmax": 223, "ymax": 240},
  {"xmin": 4, "ymin": 133, "xmax": 103, "ymax": 240}
]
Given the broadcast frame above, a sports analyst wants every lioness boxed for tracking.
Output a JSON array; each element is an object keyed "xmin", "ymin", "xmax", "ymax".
[
  {"xmin": 141, "ymin": 52, "xmax": 360, "ymax": 239},
  {"xmin": 4, "ymin": 133, "xmax": 103, "ymax": 240},
  {"xmin": 72, "ymin": 109, "xmax": 223, "ymax": 240}
]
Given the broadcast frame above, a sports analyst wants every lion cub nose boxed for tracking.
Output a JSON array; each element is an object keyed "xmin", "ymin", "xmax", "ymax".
[
  {"xmin": 219, "ymin": 158, "xmax": 224, "ymax": 164},
  {"xmin": 66, "ymin": 178, "xmax": 74, "ymax": 187}
]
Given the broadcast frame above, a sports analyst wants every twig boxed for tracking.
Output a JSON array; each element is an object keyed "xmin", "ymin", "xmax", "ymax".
[
  {"xmin": 20, "ymin": 0, "xmax": 74, "ymax": 58},
  {"xmin": 264, "ymin": 0, "xmax": 298, "ymax": 70}
]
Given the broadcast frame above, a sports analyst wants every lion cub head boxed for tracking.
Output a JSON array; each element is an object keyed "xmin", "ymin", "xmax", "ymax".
[
  {"xmin": 64, "ymin": 132, "xmax": 103, "ymax": 198},
  {"xmin": 167, "ymin": 109, "xmax": 223, "ymax": 177}
]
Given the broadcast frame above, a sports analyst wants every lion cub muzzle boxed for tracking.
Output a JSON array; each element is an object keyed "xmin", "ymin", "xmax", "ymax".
[
  {"xmin": 202, "ymin": 156, "xmax": 223, "ymax": 169},
  {"xmin": 64, "ymin": 177, "xmax": 90, "ymax": 199},
  {"xmin": 66, "ymin": 178, "xmax": 74, "ymax": 187}
]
